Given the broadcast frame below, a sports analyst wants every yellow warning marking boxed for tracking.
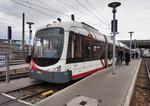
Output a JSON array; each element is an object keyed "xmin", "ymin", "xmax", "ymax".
[{"xmin": 42, "ymin": 90, "xmax": 54, "ymax": 96}]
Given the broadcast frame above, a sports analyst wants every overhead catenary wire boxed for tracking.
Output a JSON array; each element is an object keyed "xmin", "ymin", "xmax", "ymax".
[
  {"xmin": 13, "ymin": 0, "xmax": 108, "ymax": 29},
  {"xmin": 0, "ymin": 9, "xmax": 43, "ymax": 24},
  {"xmin": 119, "ymin": 5, "xmax": 150, "ymax": 20},
  {"xmin": 56, "ymin": 0, "xmax": 110, "ymax": 30},
  {"xmin": 18, "ymin": 0, "xmax": 70, "ymax": 17},
  {"xmin": 1, "ymin": 0, "xmax": 109, "ymax": 33},
  {"xmin": 57, "ymin": 0, "xmax": 100, "ymax": 20},
  {"xmin": 33, "ymin": 0, "xmax": 107, "ymax": 27},
  {"xmin": 75, "ymin": 0, "xmax": 108, "ymax": 26},
  {"xmin": 0, "ymin": 17, "xmax": 20, "ymax": 24},
  {"xmin": 0, "ymin": 21, "xmax": 19, "ymax": 26},
  {"xmin": 11, "ymin": 0, "xmax": 56, "ymax": 19},
  {"xmin": 85, "ymin": 0, "xmax": 109, "ymax": 23},
  {"xmin": 120, "ymin": 16, "xmax": 150, "ymax": 23}
]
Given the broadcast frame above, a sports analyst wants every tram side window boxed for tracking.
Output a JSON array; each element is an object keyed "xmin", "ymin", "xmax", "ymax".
[
  {"xmin": 85, "ymin": 37, "xmax": 92, "ymax": 60},
  {"xmin": 67, "ymin": 32, "xmax": 74, "ymax": 63},
  {"xmin": 74, "ymin": 34, "xmax": 83, "ymax": 61},
  {"xmin": 92, "ymin": 41, "xmax": 98, "ymax": 60},
  {"xmin": 100, "ymin": 41, "xmax": 105, "ymax": 59},
  {"xmin": 108, "ymin": 44, "xmax": 113, "ymax": 60}
]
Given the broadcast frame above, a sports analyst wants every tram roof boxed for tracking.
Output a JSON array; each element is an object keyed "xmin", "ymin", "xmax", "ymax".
[{"xmin": 36, "ymin": 21, "xmax": 106, "ymax": 42}]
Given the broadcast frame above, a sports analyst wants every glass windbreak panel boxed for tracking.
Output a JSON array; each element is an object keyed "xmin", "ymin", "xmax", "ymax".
[{"xmin": 33, "ymin": 27, "xmax": 64, "ymax": 66}]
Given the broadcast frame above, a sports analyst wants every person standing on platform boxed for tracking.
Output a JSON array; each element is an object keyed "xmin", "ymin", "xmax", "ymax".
[
  {"xmin": 118, "ymin": 50, "xmax": 123, "ymax": 64},
  {"xmin": 136, "ymin": 52, "xmax": 139, "ymax": 59},
  {"xmin": 125, "ymin": 51, "xmax": 130, "ymax": 65}
]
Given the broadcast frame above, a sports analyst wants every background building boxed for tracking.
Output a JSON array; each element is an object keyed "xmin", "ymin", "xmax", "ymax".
[{"xmin": 0, "ymin": 39, "xmax": 30, "ymax": 59}]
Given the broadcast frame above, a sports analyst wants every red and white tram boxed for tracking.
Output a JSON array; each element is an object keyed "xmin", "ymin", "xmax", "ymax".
[{"xmin": 28, "ymin": 21, "xmax": 129, "ymax": 83}]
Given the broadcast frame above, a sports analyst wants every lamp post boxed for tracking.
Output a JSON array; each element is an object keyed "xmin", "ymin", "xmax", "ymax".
[
  {"xmin": 128, "ymin": 31, "xmax": 134, "ymax": 58},
  {"xmin": 108, "ymin": 2, "xmax": 121, "ymax": 74},
  {"xmin": 26, "ymin": 22, "xmax": 34, "ymax": 55}
]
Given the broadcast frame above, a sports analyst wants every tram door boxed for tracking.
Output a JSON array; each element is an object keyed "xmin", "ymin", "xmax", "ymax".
[
  {"xmin": 66, "ymin": 32, "xmax": 83, "ymax": 77},
  {"xmin": 74, "ymin": 34, "xmax": 83, "ymax": 76}
]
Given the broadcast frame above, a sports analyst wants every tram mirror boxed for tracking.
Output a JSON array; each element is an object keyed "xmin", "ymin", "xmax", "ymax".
[{"xmin": 26, "ymin": 55, "xmax": 31, "ymax": 63}]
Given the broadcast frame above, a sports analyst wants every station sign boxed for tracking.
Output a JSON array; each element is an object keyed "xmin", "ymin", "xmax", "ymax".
[{"xmin": 0, "ymin": 55, "xmax": 6, "ymax": 66}]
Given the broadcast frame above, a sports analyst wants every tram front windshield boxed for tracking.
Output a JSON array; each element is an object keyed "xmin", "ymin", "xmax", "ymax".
[{"xmin": 33, "ymin": 27, "xmax": 64, "ymax": 66}]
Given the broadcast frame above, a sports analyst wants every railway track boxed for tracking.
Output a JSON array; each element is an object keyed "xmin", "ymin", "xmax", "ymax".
[
  {"xmin": 144, "ymin": 57, "xmax": 150, "ymax": 80},
  {"xmin": 0, "ymin": 79, "xmax": 80, "ymax": 105},
  {"xmin": 0, "ymin": 72, "xmax": 29, "ymax": 81},
  {"xmin": 9, "ymin": 60, "xmax": 26, "ymax": 66},
  {"xmin": 130, "ymin": 58, "xmax": 150, "ymax": 106},
  {"xmin": 0, "ymin": 60, "xmax": 26, "ymax": 67}
]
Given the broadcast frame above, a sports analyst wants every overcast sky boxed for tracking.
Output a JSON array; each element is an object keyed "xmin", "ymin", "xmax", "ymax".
[{"xmin": 0, "ymin": 0, "xmax": 150, "ymax": 44}]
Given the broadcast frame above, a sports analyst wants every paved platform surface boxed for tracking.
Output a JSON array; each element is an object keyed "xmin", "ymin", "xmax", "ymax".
[
  {"xmin": 0, "ymin": 64, "xmax": 29, "ymax": 72},
  {"xmin": 35, "ymin": 59, "xmax": 142, "ymax": 106}
]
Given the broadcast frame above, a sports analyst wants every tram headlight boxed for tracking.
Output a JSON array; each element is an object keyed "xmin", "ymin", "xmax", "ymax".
[{"xmin": 53, "ymin": 65, "xmax": 61, "ymax": 72}]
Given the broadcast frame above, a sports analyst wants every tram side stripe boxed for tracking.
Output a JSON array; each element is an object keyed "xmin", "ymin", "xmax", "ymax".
[
  {"xmin": 87, "ymin": 30, "xmax": 93, "ymax": 38},
  {"xmin": 92, "ymin": 32, "xmax": 97, "ymax": 39},
  {"xmin": 100, "ymin": 59, "xmax": 105, "ymax": 68},
  {"xmin": 30, "ymin": 58, "xmax": 44, "ymax": 71},
  {"xmin": 72, "ymin": 67, "xmax": 104, "ymax": 80}
]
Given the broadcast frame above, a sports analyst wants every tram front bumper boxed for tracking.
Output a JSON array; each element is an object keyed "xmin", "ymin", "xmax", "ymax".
[{"xmin": 29, "ymin": 69, "xmax": 72, "ymax": 83}]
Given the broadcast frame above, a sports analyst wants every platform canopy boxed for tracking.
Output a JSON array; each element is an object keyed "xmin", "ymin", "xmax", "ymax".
[{"xmin": 118, "ymin": 40, "xmax": 150, "ymax": 49}]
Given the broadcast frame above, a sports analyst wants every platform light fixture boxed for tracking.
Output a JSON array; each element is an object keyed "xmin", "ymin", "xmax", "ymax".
[
  {"xmin": 26, "ymin": 22, "xmax": 34, "ymax": 55},
  {"xmin": 128, "ymin": 31, "xmax": 134, "ymax": 58},
  {"xmin": 108, "ymin": 2, "xmax": 121, "ymax": 74}
]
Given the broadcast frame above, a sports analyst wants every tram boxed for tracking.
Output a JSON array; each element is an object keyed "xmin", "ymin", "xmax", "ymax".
[{"xmin": 28, "ymin": 21, "xmax": 129, "ymax": 83}]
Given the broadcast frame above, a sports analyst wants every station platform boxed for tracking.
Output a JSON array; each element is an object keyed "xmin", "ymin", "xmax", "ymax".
[
  {"xmin": 0, "ymin": 64, "xmax": 29, "ymax": 74},
  {"xmin": 0, "ymin": 78, "xmax": 39, "ymax": 93},
  {"xmin": 35, "ymin": 59, "xmax": 142, "ymax": 106}
]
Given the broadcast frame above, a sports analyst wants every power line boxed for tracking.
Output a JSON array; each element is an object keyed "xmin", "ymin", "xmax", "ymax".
[
  {"xmin": 36, "ymin": 0, "xmax": 105, "ymax": 25},
  {"xmin": 120, "ymin": 5, "xmax": 150, "ymax": 20},
  {"xmin": 85, "ymin": 0, "xmax": 109, "ymax": 23},
  {"xmin": 18, "ymin": 0, "xmax": 70, "ymax": 17},
  {"xmin": 18, "ymin": 0, "xmax": 108, "ymax": 29},
  {"xmin": 0, "ymin": 21, "xmax": 18, "ymax": 26},
  {"xmin": 75, "ymin": 0, "xmax": 107, "ymax": 26},
  {"xmin": 0, "ymin": 17, "xmax": 20, "ymax": 24},
  {"xmin": 120, "ymin": 17, "xmax": 150, "ymax": 23},
  {"xmin": 0, "ymin": 9, "xmax": 43, "ymax": 24},
  {"xmin": 11, "ymin": 0, "xmax": 55, "ymax": 19},
  {"xmin": 0, "ymin": 9, "xmax": 20, "ymax": 18},
  {"xmin": 57, "ymin": 0, "xmax": 97, "ymax": 19},
  {"xmin": 56, "ymin": 0, "xmax": 109, "ymax": 29},
  {"xmin": 9, "ymin": 0, "xmax": 109, "ymax": 30}
]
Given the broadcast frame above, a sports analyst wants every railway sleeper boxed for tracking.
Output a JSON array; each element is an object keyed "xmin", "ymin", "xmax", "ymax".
[
  {"xmin": 20, "ymin": 89, "xmax": 52, "ymax": 100},
  {"xmin": 136, "ymin": 85, "xmax": 150, "ymax": 91}
]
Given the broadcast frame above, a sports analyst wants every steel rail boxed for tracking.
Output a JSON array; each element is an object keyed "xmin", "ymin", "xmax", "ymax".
[
  {"xmin": 144, "ymin": 57, "xmax": 150, "ymax": 80},
  {"xmin": 0, "ymin": 72, "xmax": 29, "ymax": 81}
]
